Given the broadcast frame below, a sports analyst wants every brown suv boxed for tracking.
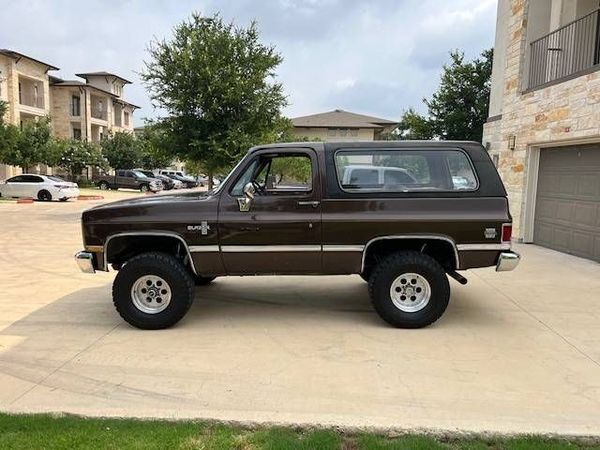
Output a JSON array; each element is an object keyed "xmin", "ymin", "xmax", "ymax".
[{"xmin": 76, "ymin": 141, "xmax": 519, "ymax": 329}]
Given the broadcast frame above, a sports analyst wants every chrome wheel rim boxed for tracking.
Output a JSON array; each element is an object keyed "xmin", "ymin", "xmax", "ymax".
[
  {"xmin": 131, "ymin": 275, "xmax": 172, "ymax": 314},
  {"xmin": 390, "ymin": 272, "xmax": 431, "ymax": 312},
  {"xmin": 141, "ymin": 185, "xmax": 148, "ymax": 192}
]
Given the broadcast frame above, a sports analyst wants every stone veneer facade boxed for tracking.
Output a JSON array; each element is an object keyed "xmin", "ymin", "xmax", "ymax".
[{"xmin": 483, "ymin": 0, "xmax": 600, "ymax": 239}]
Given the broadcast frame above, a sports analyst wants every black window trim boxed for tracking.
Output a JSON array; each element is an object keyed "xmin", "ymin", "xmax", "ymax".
[
  {"xmin": 333, "ymin": 147, "xmax": 480, "ymax": 194},
  {"xmin": 227, "ymin": 148, "xmax": 317, "ymax": 199}
]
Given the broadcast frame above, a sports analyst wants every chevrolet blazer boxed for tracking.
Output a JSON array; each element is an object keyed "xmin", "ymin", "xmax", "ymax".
[{"xmin": 76, "ymin": 141, "xmax": 520, "ymax": 329}]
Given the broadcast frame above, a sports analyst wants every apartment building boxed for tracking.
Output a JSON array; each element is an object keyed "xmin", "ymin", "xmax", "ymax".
[
  {"xmin": 0, "ymin": 50, "xmax": 138, "ymax": 179},
  {"xmin": 483, "ymin": 0, "xmax": 600, "ymax": 263},
  {"xmin": 291, "ymin": 109, "xmax": 398, "ymax": 141}
]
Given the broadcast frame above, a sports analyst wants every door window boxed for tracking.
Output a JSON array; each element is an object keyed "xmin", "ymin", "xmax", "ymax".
[{"xmin": 231, "ymin": 154, "xmax": 313, "ymax": 196}]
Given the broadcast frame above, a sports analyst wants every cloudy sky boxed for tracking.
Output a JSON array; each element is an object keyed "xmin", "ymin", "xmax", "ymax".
[{"xmin": 0, "ymin": 0, "xmax": 497, "ymax": 126}]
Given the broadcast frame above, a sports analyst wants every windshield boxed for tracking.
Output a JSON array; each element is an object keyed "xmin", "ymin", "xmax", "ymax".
[
  {"xmin": 211, "ymin": 155, "xmax": 247, "ymax": 195},
  {"xmin": 139, "ymin": 170, "xmax": 154, "ymax": 178},
  {"xmin": 131, "ymin": 170, "xmax": 149, "ymax": 178}
]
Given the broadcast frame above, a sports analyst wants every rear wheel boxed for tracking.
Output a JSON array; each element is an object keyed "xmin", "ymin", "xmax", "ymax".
[
  {"xmin": 113, "ymin": 252, "xmax": 195, "ymax": 329},
  {"xmin": 37, "ymin": 190, "xmax": 52, "ymax": 201},
  {"xmin": 368, "ymin": 251, "xmax": 450, "ymax": 328},
  {"xmin": 99, "ymin": 181, "xmax": 110, "ymax": 190}
]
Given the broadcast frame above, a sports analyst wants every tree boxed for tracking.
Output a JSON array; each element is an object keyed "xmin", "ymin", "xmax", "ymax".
[
  {"xmin": 0, "ymin": 116, "xmax": 54, "ymax": 172},
  {"xmin": 100, "ymin": 131, "xmax": 142, "ymax": 169},
  {"xmin": 55, "ymin": 139, "xmax": 106, "ymax": 181},
  {"xmin": 0, "ymin": 101, "xmax": 19, "ymax": 165},
  {"xmin": 141, "ymin": 13, "xmax": 287, "ymax": 189},
  {"xmin": 394, "ymin": 49, "xmax": 492, "ymax": 142},
  {"xmin": 137, "ymin": 123, "xmax": 174, "ymax": 170}
]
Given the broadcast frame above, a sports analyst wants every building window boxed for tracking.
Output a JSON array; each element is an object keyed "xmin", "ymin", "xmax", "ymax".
[
  {"xmin": 18, "ymin": 82, "xmax": 22, "ymax": 104},
  {"xmin": 492, "ymin": 154, "xmax": 499, "ymax": 168},
  {"xmin": 72, "ymin": 128, "xmax": 82, "ymax": 140},
  {"xmin": 327, "ymin": 128, "xmax": 336, "ymax": 136},
  {"xmin": 33, "ymin": 85, "xmax": 39, "ymax": 107},
  {"xmin": 350, "ymin": 129, "xmax": 359, "ymax": 137},
  {"xmin": 124, "ymin": 111, "xmax": 130, "ymax": 126},
  {"xmin": 339, "ymin": 128, "xmax": 348, "ymax": 137},
  {"xmin": 71, "ymin": 95, "xmax": 81, "ymax": 116}
]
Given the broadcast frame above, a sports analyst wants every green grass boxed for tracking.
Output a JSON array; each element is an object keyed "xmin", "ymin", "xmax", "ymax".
[{"xmin": 0, "ymin": 413, "xmax": 598, "ymax": 450}]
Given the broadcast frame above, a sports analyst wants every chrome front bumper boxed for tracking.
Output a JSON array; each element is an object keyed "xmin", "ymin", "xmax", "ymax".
[
  {"xmin": 75, "ymin": 251, "xmax": 95, "ymax": 273},
  {"xmin": 496, "ymin": 251, "xmax": 520, "ymax": 272}
]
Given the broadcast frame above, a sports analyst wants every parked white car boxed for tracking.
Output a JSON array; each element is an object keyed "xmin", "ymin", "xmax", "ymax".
[{"xmin": 0, "ymin": 174, "xmax": 80, "ymax": 201}]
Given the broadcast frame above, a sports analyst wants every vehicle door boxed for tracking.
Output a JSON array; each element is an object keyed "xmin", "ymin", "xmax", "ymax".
[
  {"xmin": 218, "ymin": 148, "xmax": 322, "ymax": 274},
  {"xmin": 1, "ymin": 175, "xmax": 24, "ymax": 197},
  {"xmin": 20, "ymin": 175, "xmax": 44, "ymax": 198},
  {"xmin": 115, "ymin": 170, "xmax": 128, "ymax": 187}
]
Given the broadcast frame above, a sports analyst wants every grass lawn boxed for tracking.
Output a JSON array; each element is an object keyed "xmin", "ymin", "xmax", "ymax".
[{"xmin": 0, "ymin": 414, "xmax": 598, "ymax": 450}]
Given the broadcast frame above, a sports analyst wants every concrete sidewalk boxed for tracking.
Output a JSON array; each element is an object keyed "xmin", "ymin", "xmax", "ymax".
[{"xmin": 0, "ymin": 194, "xmax": 599, "ymax": 436}]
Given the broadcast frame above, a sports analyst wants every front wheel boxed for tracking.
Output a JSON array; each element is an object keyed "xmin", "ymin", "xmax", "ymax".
[
  {"xmin": 112, "ymin": 252, "xmax": 195, "ymax": 329},
  {"xmin": 368, "ymin": 251, "xmax": 450, "ymax": 328},
  {"xmin": 99, "ymin": 181, "xmax": 110, "ymax": 190},
  {"xmin": 140, "ymin": 184, "xmax": 149, "ymax": 193}
]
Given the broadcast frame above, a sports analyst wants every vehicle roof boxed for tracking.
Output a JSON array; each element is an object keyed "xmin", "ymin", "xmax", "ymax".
[{"xmin": 250, "ymin": 140, "xmax": 482, "ymax": 152}]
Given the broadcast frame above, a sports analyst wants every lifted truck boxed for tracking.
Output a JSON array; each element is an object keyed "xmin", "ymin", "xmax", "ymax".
[{"xmin": 76, "ymin": 141, "xmax": 520, "ymax": 329}]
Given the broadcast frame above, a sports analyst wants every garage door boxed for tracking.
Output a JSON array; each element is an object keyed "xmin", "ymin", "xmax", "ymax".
[{"xmin": 534, "ymin": 144, "xmax": 600, "ymax": 262}]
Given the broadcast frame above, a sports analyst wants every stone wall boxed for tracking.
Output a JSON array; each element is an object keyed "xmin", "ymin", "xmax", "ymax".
[{"xmin": 482, "ymin": 0, "xmax": 600, "ymax": 238}]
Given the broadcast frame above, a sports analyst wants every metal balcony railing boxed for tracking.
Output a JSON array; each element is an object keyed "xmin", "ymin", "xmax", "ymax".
[{"xmin": 528, "ymin": 9, "xmax": 600, "ymax": 90}]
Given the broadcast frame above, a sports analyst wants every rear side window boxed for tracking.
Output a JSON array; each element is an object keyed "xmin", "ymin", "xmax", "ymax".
[{"xmin": 335, "ymin": 149, "xmax": 477, "ymax": 193}]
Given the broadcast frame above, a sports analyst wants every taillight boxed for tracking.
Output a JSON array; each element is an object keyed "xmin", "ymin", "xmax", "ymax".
[{"xmin": 501, "ymin": 223, "xmax": 512, "ymax": 243}]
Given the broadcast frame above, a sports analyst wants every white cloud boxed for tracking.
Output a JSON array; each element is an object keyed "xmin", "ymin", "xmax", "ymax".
[{"xmin": 0, "ymin": 0, "xmax": 497, "ymax": 125}]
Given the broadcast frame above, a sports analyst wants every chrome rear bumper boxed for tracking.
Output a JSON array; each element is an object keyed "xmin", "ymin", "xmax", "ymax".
[
  {"xmin": 496, "ymin": 251, "xmax": 520, "ymax": 272},
  {"xmin": 75, "ymin": 251, "xmax": 95, "ymax": 273}
]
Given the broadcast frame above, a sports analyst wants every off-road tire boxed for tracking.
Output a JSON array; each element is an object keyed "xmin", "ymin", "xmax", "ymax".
[
  {"xmin": 37, "ymin": 190, "xmax": 52, "ymax": 201},
  {"xmin": 194, "ymin": 275, "xmax": 216, "ymax": 286},
  {"xmin": 113, "ymin": 252, "xmax": 195, "ymax": 329},
  {"xmin": 368, "ymin": 251, "xmax": 450, "ymax": 328}
]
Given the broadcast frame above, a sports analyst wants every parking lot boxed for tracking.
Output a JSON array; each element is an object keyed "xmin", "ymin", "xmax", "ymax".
[{"xmin": 0, "ymin": 191, "xmax": 599, "ymax": 436}]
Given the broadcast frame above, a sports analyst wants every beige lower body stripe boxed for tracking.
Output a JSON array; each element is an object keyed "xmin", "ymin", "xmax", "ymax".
[
  {"xmin": 456, "ymin": 243, "xmax": 511, "ymax": 251},
  {"xmin": 189, "ymin": 245, "xmax": 220, "ymax": 252},
  {"xmin": 221, "ymin": 245, "xmax": 321, "ymax": 252},
  {"xmin": 322, "ymin": 245, "xmax": 365, "ymax": 252}
]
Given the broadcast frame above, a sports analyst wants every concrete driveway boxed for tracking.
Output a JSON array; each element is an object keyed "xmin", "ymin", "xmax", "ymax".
[{"xmin": 0, "ymin": 191, "xmax": 599, "ymax": 436}]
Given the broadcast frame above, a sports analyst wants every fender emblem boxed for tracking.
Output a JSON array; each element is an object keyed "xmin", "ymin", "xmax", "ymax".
[{"xmin": 188, "ymin": 221, "xmax": 211, "ymax": 235}]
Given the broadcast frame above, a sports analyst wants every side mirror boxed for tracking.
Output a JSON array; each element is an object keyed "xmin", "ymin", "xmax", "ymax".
[{"xmin": 238, "ymin": 182, "xmax": 255, "ymax": 212}]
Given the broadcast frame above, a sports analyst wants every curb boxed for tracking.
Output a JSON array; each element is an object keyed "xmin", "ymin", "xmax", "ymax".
[
  {"xmin": 77, "ymin": 195, "xmax": 104, "ymax": 201},
  {"xmin": 17, "ymin": 198, "xmax": 35, "ymax": 204}
]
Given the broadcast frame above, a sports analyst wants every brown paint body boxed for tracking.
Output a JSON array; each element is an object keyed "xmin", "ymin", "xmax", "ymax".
[{"xmin": 81, "ymin": 141, "xmax": 511, "ymax": 276}]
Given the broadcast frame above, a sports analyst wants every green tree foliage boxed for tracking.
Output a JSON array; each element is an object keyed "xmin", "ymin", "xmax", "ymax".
[
  {"xmin": 0, "ymin": 116, "xmax": 54, "ymax": 172},
  {"xmin": 100, "ymin": 131, "xmax": 142, "ymax": 169},
  {"xmin": 0, "ymin": 101, "xmax": 19, "ymax": 166},
  {"xmin": 55, "ymin": 139, "xmax": 106, "ymax": 181},
  {"xmin": 137, "ymin": 123, "xmax": 174, "ymax": 170},
  {"xmin": 393, "ymin": 49, "xmax": 492, "ymax": 142},
  {"xmin": 141, "ymin": 12, "xmax": 287, "ymax": 188}
]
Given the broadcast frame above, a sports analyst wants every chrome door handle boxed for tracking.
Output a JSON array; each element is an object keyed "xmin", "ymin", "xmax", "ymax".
[{"xmin": 297, "ymin": 201, "xmax": 320, "ymax": 208}]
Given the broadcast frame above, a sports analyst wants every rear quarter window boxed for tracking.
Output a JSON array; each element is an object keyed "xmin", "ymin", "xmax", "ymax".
[{"xmin": 335, "ymin": 149, "xmax": 478, "ymax": 193}]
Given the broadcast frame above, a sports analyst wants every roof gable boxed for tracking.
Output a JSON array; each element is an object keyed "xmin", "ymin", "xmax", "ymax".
[{"xmin": 291, "ymin": 109, "xmax": 398, "ymax": 129}]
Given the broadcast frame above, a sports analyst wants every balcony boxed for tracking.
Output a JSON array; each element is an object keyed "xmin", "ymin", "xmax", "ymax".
[
  {"xmin": 18, "ymin": 76, "xmax": 44, "ymax": 109},
  {"xmin": 528, "ymin": 9, "xmax": 600, "ymax": 91}
]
